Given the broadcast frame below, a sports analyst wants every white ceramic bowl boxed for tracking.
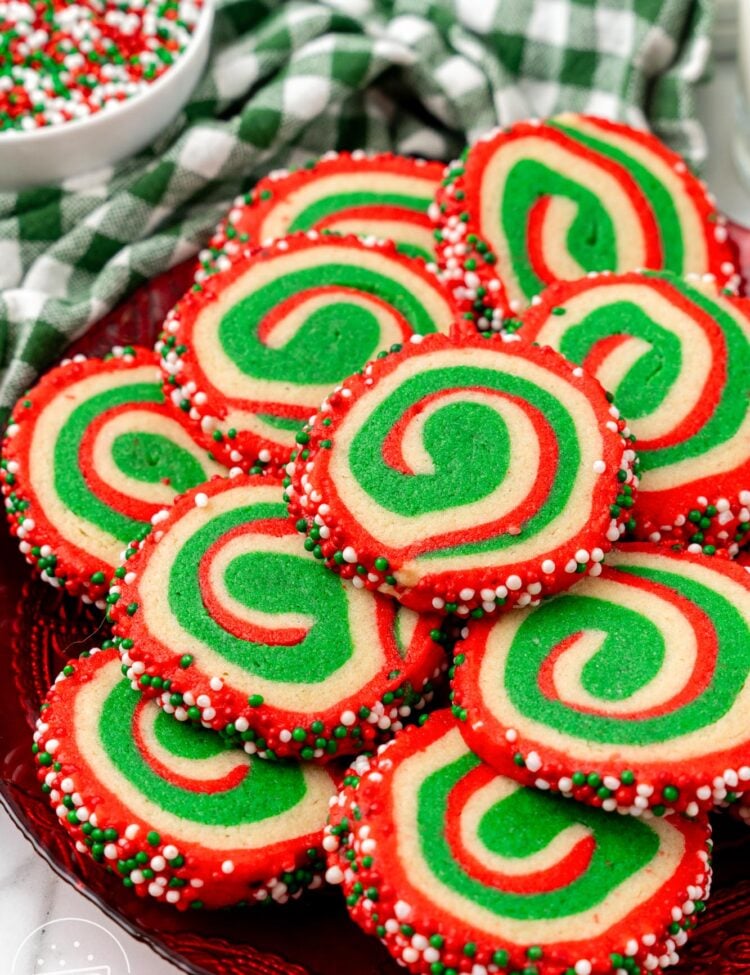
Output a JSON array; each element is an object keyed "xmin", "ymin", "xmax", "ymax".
[{"xmin": 0, "ymin": 0, "xmax": 214, "ymax": 191}]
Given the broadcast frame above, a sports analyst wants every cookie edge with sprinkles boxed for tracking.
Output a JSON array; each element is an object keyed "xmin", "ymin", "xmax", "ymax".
[
  {"xmin": 450, "ymin": 543, "xmax": 750, "ymax": 817},
  {"xmin": 196, "ymin": 150, "xmax": 446, "ymax": 280},
  {"xmin": 517, "ymin": 270, "xmax": 750, "ymax": 557},
  {"xmin": 285, "ymin": 331, "xmax": 639, "ymax": 616},
  {"xmin": 33, "ymin": 645, "xmax": 331, "ymax": 910},
  {"xmin": 159, "ymin": 231, "xmax": 463, "ymax": 475},
  {"xmin": 1, "ymin": 345, "xmax": 213, "ymax": 606},
  {"xmin": 432, "ymin": 115, "xmax": 739, "ymax": 329},
  {"xmin": 324, "ymin": 712, "xmax": 713, "ymax": 975},
  {"xmin": 108, "ymin": 474, "xmax": 448, "ymax": 762}
]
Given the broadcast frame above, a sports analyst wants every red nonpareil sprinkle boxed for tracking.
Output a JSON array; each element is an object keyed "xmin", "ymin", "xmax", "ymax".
[{"xmin": 0, "ymin": 0, "xmax": 203, "ymax": 133}]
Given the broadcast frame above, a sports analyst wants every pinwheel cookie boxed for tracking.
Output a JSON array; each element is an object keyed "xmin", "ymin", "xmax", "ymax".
[
  {"xmin": 1, "ymin": 347, "xmax": 225, "ymax": 604},
  {"xmin": 434, "ymin": 114, "xmax": 738, "ymax": 326},
  {"xmin": 325, "ymin": 710, "xmax": 712, "ymax": 975},
  {"xmin": 197, "ymin": 151, "xmax": 445, "ymax": 278},
  {"xmin": 160, "ymin": 233, "xmax": 460, "ymax": 472},
  {"xmin": 110, "ymin": 475, "xmax": 446, "ymax": 761},
  {"xmin": 287, "ymin": 332, "xmax": 637, "ymax": 615},
  {"xmin": 519, "ymin": 272, "xmax": 750, "ymax": 555},
  {"xmin": 452, "ymin": 544, "xmax": 750, "ymax": 817},
  {"xmin": 34, "ymin": 648, "xmax": 336, "ymax": 909}
]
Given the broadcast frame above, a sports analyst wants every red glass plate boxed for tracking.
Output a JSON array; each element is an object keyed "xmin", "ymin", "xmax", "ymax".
[{"xmin": 3, "ymin": 237, "xmax": 750, "ymax": 975}]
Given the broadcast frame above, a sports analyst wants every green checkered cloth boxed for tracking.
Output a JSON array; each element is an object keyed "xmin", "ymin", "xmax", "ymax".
[{"xmin": 0, "ymin": 0, "xmax": 713, "ymax": 422}]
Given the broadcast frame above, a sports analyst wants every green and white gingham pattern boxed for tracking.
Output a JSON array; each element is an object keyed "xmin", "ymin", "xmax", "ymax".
[{"xmin": 0, "ymin": 0, "xmax": 712, "ymax": 422}]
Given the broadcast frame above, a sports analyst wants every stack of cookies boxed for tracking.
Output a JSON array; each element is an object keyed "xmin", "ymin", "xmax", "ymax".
[{"xmin": 6, "ymin": 119, "xmax": 750, "ymax": 975}]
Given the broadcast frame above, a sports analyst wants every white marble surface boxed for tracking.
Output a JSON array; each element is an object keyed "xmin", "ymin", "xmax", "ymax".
[
  {"xmin": 2, "ymin": 46, "xmax": 750, "ymax": 975},
  {"xmin": 0, "ymin": 818, "xmax": 176, "ymax": 973}
]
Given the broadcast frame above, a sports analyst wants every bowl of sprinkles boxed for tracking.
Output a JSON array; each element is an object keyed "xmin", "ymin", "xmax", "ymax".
[{"xmin": 0, "ymin": 0, "xmax": 212, "ymax": 189}]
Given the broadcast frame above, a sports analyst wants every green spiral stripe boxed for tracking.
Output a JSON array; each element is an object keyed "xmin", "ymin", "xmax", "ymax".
[
  {"xmin": 55, "ymin": 383, "xmax": 210, "ymax": 542},
  {"xmin": 503, "ymin": 161, "xmax": 617, "ymax": 299},
  {"xmin": 417, "ymin": 750, "xmax": 659, "ymax": 918},
  {"xmin": 559, "ymin": 303, "xmax": 681, "ymax": 422},
  {"xmin": 551, "ymin": 120, "xmax": 684, "ymax": 267},
  {"xmin": 500, "ymin": 121, "xmax": 684, "ymax": 300},
  {"xmin": 287, "ymin": 191, "xmax": 433, "ymax": 231},
  {"xmin": 169, "ymin": 501, "xmax": 358, "ymax": 683},
  {"xmin": 504, "ymin": 564, "xmax": 750, "ymax": 744},
  {"xmin": 556, "ymin": 279, "xmax": 749, "ymax": 470},
  {"xmin": 393, "ymin": 241, "xmax": 433, "ymax": 262},
  {"xmin": 99, "ymin": 679, "xmax": 307, "ymax": 825},
  {"xmin": 348, "ymin": 366, "xmax": 578, "ymax": 560},
  {"xmin": 111, "ymin": 432, "xmax": 207, "ymax": 492},
  {"xmin": 219, "ymin": 264, "xmax": 439, "ymax": 384},
  {"xmin": 153, "ymin": 702, "xmax": 229, "ymax": 759},
  {"xmin": 257, "ymin": 413, "xmax": 311, "ymax": 432}
]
